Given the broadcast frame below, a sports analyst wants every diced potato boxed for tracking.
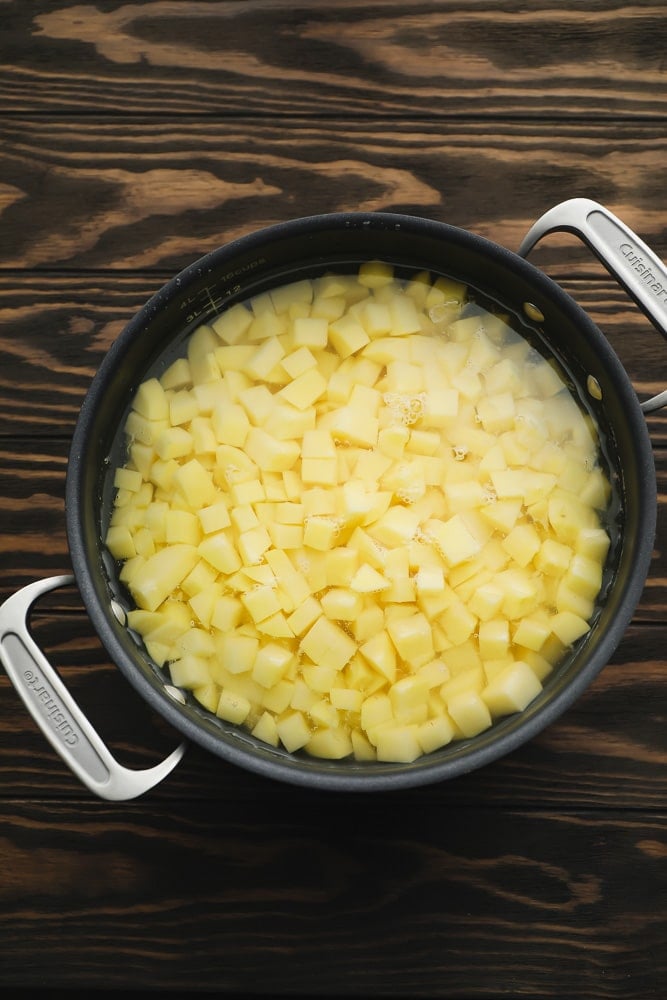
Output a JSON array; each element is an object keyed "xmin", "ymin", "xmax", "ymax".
[
  {"xmin": 276, "ymin": 710, "xmax": 312, "ymax": 752},
  {"xmin": 108, "ymin": 262, "xmax": 610, "ymax": 764},
  {"xmin": 252, "ymin": 642, "xmax": 294, "ymax": 688},
  {"xmin": 481, "ymin": 660, "xmax": 543, "ymax": 718},
  {"xmin": 300, "ymin": 615, "xmax": 357, "ymax": 672},
  {"xmin": 216, "ymin": 688, "xmax": 252, "ymax": 725},
  {"xmin": 446, "ymin": 690, "xmax": 492, "ymax": 738},
  {"xmin": 127, "ymin": 544, "xmax": 199, "ymax": 612}
]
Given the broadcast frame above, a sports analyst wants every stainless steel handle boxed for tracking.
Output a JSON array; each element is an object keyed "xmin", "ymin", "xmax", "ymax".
[
  {"xmin": 0, "ymin": 576, "xmax": 186, "ymax": 800},
  {"xmin": 519, "ymin": 198, "xmax": 667, "ymax": 413}
]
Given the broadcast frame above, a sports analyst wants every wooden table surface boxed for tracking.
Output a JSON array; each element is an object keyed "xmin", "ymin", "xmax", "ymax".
[{"xmin": 1, "ymin": 2, "xmax": 666, "ymax": 996}]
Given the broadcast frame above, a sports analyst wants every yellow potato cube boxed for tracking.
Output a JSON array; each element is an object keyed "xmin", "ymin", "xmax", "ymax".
[
  {"xmin": 306, "ymin": 728, "xmax": 353, "ymax": 760},
  {"xmin": 303, "ymin": 515, "xmax": 340, "ymax": 551},
  {"xmin": 497, "ymin": 568, "xmax": 539, "ymax": 620},
  {"xmin": 198, "ymin": 531, "xmax": 242, "ymax": 575},
  {"xmin": 389, "ymin": 675, "xmax": 429, "ymax": 721},
  {"xmin": 420, "ymin": 388, "xmax": 459, "ymax": 428},
  {"xmin": 268, "ymin": 522, "xmax": 303, "ymax": 550},
  {"xmin": 211, "ymin": 595, "xmax": 243, "ymax": 632},
  {"xmin": 512, "ymin": 614, "xmax": 552, "ymax": 652},
  {"xmin": 330, "ymin": 687, "xmax": 364, "ymax": 712},
  {"xmin": 357, "ymin": 630, "xmax": 396, "ymax": 683},
  {"xmin": 276, "ymin": 710, "xmax": 312, "ymax": 752},
  {"xmin": 321, "ymin": 587, "xmax": 364, "ymax": 621},
  {"xmin": 251, "ymin": 711, "xmax": 280, "ymax": 747},
  {"xmin": 252, "ymin": 642, "xmax": 294, "ymax": 688},
  {"xmin": 477, "ymin": 391, "xmax": 516, "ymax": 433},
  {"xmin": 386, "ymin": 612, "xmax": 434, "ymax": 669},
  {"xmin": 113, "ymin": 466, "xmax": 142, "ymax": 493},
  {"xmin": 478, "ymin": 617, "xmax": 510, "ymax": 660},
  {"xmin": 215, "ymin": 632, "xmax": 259, "ymax": 675},
  {"xmin": 127, "ymin": 544, "xmax": 199, "ymax": 612},
  {"xmin": 482, "ymin": 660, "xmax": 542, "ymax": 718},
  {"xmin": 358, "ymin": 260, "xmax": 394, "ymax": 288},
  {"xmin": 368, "ymin": 505, "xmax": 421, "ymax": 547},
  {"xmin": 240, "ymin": 584, "xmax": 282, "ymax": 624},
  {"xmin": 302, "ymin": 663, "xmax": 338, "ymax": 700},
  {"xmin": 349, "ymin": 563, "xmax": 391, "ymax": 594},
  {"xmin": 576, "ymin": 526, "xmax": 611, "ymax": 562},
  {"xmin": 536, "ymin": 538, "xmax": 572, "ymax": 577},
  {"xmin": 290, "ymin": 678, "xmax": 321, "ymax": 712},
  {"xmin": 292, "ymin": 316, "xmax": 329, "ymax": 349},
  {"xmin": 325, "ymin": 547, "xmax": 359, "ymax": 586},
  {"xmin": 198, "ymin": 500, "xmax": 231, "ymax": 534},
  {"xmin": 389, "ymin": 293, "xmax": 421, "ymax": 335},
  {"xmin": 170, "ymin": 654, "xmax": 211, "ymax": 690},
  {"xmin": 216, "ymin": 688, "xmax": 252, "ymax": 725},
  {"xmin": 351, "ymin": 603, "xmax": 385, "ymax": 644},
  {"xmin": 374, "ymin": 723, "xmax": 422, "ymax": 762},
  {"xmin": 257, "ymin": 611, "xmax": 295, "ymax": 639},
  {"xmin": 212, "ymin": 400, "xmax": 250, "ymax": 447},
  {"xmin": 302, "ymin": 457, "xmax": 338, "ymax": 486},
  {"xmin": 502, "ymin": 522, "xmax": 541, "ymax": 568},
  {"xmin": 417, "ymin": 714, "xmax": 455, "ymax": 753},
  {"xmin": 446, "ymin": 689, "xmax": 492, "ymax": 737},
  {"xmin": 550, "ymin": 610, "xmax": 591, "ymax": 646},
  {"xmin": 238, "ymin": 525, "xmax": 272, "ymax": 566},
  {"xmin": 155, "ymin": 426, "xmax": 194, "ymax": 461},
  {"xmin": 281, "ymin": 346, "xmax": 317, "ymax": 379},
  {"xmin": 300, "ymin": 615, "xmax": 357, "ymax": 672},
  {"xmin": 360, "ymin": 693, "xmax": 393, "ymax": 732},
  {"xmin": 329, "ymin": 405, "xmax": 379, "ymax": 448},
  {"xmin": 277, "ymin": 368, "xmax": 327, "ymax": 410},
  {"xmin": 415, "ymin": 565, "xmax": 445, "ymax": 596},
  {"xmin": 555, "ymin": 580, "xmax": 594, "ymax": 620},
  {"xmin": 211, "ymin": 302, "xmax": 253, "ymax": 344},
  {"xmin": 173, "ymin": 458, "xmax": 216, "ymax": 508},
  {"xmin": 160, "ymin": 356, "xmax": 191, "ymax": 391},
  {"xmin": 424, "ymin": 514, "xmax": 482, "ymax": 567},
  {"xmin": 165, "ymin": 509, "xmax": 201, "ymax": 546},
  {"xmin": 565, "ymin": 553, "xmax": 603, "ymax": 601},
  {"xmin": 329, "ymin": 314, "xmax": 371, "ymax": 358},
  {"xmin": 133, "ymin": 377, "xmax": 169, "ymax": 421},
  {"xmin": 238, "ymin": 384, "xmax": 275, "ymax": 425},
  {"xmin": 245, "ymin": 427, "xmax": 300, "ymax": 472},
  {"xmin": 260, "ymin": 680, "xmax": 293, "ymax": 715}
]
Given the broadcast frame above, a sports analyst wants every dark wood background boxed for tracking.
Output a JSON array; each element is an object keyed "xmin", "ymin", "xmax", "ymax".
[{"xmin": 1, "ymin": 2, "xmax": 665, "ymax": 996}]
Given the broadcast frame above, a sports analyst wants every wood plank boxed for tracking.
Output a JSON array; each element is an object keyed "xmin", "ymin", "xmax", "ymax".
[
  {"xmin": 0, "ymin": 615, "xmax": 665, "ymax": 809},
  {"xmin": 3, "ymin": 1, "xmax": 667, "ymax": 119},
  {"xmin": 1, "ymin": 118, "xmax": 667, "ymax": 271},
  {"xmin": 0, "ymin": 796, "xmax": 664, "ymax": 997}
]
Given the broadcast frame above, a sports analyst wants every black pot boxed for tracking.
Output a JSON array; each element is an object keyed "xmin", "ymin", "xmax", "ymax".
[{"xmin": 1, "ymin": 200, "xmax": 663, "ymax": 798}]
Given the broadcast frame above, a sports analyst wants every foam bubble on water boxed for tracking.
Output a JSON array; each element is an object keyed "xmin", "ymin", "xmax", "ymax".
[
  {"xmin": 383, "ymin": 391, "xmax": 425, "ymax": 426},
  {"xmin": 452, "ymin": 445, "xmax": 468, "ymax": 461},
  {"xmin": 428, "ymin": 301, "xmax": 458, "ymax": 324}
]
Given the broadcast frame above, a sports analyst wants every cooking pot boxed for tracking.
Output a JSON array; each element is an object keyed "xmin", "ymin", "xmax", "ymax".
[{"xmin": 1, "ymin": 198, "xmax": 664, "ymax": 799}]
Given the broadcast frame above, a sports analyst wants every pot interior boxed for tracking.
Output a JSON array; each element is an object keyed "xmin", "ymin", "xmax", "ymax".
[{"xmin": 66, "ymin": 212, "xmax": 656, "ymax": 789}]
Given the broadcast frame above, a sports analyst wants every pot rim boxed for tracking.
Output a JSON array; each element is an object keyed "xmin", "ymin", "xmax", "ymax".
[{"xmin": 65, "ymin": 210, "xmax": 657, "ymax": 790}]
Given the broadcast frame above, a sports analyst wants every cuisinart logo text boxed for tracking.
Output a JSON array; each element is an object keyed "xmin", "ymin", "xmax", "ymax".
[
  {"xmin": 23, "ymin": 669, "xmax": 79, "ymax": 746},
  {"xmin": 620, "ymin": 242, "xmax": 667, "ymax": 300}
]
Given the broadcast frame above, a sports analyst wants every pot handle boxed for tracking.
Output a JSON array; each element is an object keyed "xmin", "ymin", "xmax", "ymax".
[
  {"xmin": 518, "ymin": 197, "xmax": 667, "ymax": 413},
  {"xmin": 0, "ymin": 575, "xmax": 186, "ymax": 800}
]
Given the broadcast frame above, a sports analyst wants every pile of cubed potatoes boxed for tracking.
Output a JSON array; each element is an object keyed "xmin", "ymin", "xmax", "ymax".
[{"xmin": 105, "ymin": 261, "xmax": 611, "ymax": 763}]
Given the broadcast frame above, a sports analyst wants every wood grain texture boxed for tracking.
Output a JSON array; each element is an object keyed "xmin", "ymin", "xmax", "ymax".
[
  {"xmin": 1, "ymin": 3, "xmax": 666, "ymax": 996},
  {"xmin": 3, "ymin": 0, "xmax": 667, "ymax": 119},
  {"xmin": 2, "ymin": 117, "xmax": 667, "ymax": 271},
  {"xmin": 0, "ymin": 799, "xmax": 664, "ymax": 996}
]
